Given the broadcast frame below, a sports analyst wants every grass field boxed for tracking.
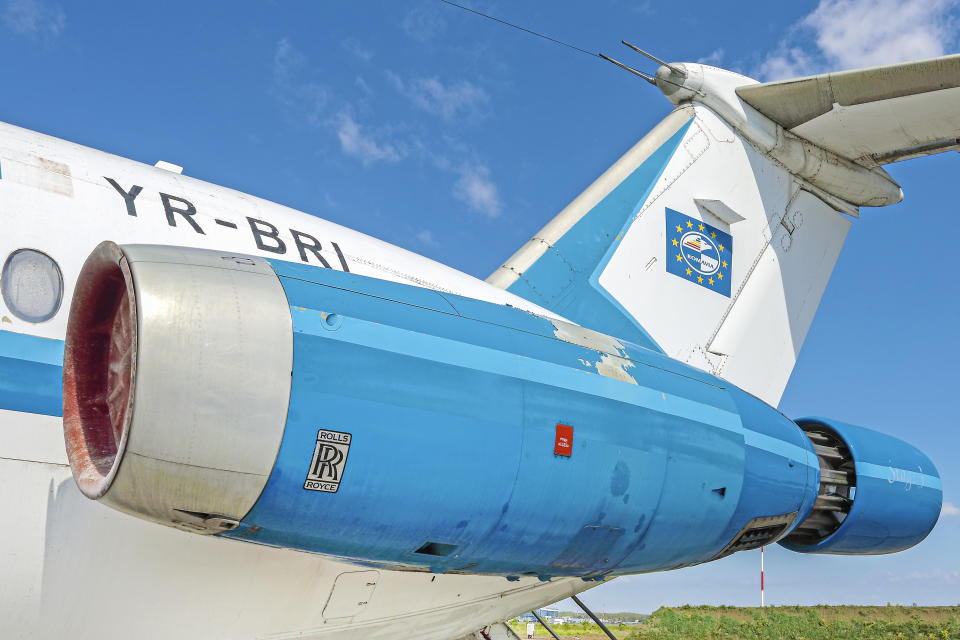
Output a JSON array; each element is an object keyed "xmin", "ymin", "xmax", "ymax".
[
  {"xmin": 507, "ymin": 619, "xmax": 635, "ymax": 640},
  {"xmin": 509, "ymin": 605, "xmax": 960, "ymax": 639}
]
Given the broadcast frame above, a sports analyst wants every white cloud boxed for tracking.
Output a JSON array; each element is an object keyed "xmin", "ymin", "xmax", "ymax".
[
  {"xmin": 887, "ymin": 568, "xmax": 960, "ymax": 583},
  {"xmin": 355, "ymin": 76, "xmax": 373, "ymax": 98},
  {"xmin": 401, "ymin": 5, "xmax": 446, "ymax": 42},
  {"xmin": 808, "ymin": 0, "xmax": 956, "ymax": 68},
  {"xmin": 272, "ymin": 39, "xmax": 328, "ymax": 126},
  {"xmin": 697, "ymin": 48, "xmax": 725, "ymax": 66},
  {"xmin": 415, "ymin": 229, "xmax": 439, "ymax": 246},
  {"xmin": 270, "ymin": 38, "xmax": 497, "ymax": 211},
  {"xmin": 942, "ymin": 501, "xmax": 960, "ymax": 518},
  {"xmin": 342, "ymin": 38, "xmax": 374, "ymax": 62},
  {"xmin": 3, "ymin": 0, "xmax": 64, "ymax": 39},
  {"xmin": 333, "ymin": 112, "xmax": 403, "ymax": 166},
  {"xmin": 757, "ymin": 47, "xmax": 817, "ymax": 80},
  {"xmin": 388, "ymin": 72, "xmax": 489, "ymax": 121},
  {"xmin": 757, "ymin": 0, "xmax": 958, "ymax": 80},
  {"xmin": 273, "ymin": 38, "xmax": 303, "ymax": 86},
  {"xmin": 453, "ymin": 164, "xmax": 501, "ymax": 218}
]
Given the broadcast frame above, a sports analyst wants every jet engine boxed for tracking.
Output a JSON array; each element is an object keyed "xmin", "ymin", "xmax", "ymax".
[
  {"xmin": 63, "ymin": 242, "xmax": 941, "ymax": 578},
  {"xmin": 780, "ymin": 418, "xmax": 941, "ymax": 554}
]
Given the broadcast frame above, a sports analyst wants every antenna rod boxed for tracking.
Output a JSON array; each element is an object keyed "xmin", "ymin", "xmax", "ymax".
[
  {"xmin": 621, "ymin": 40, "xmax": 687, "ymax": 76},
  {"xmin": 598, "ymin": 53, "xmax": 656, "ymax": 85}
]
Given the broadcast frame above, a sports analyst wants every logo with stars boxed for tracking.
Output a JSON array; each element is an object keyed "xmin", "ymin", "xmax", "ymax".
[{"xmin": 665, "ymin": 208, "xmax": 732, "ymax": 296}]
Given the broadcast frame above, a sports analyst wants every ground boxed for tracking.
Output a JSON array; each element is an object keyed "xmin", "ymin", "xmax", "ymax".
[{"xmin": 509, "ymin": 605, "xmax": 960, "ymax": 639}]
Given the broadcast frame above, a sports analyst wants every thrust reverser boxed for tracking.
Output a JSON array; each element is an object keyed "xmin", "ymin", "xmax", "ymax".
[{"xmin": 62, "ymin": 243, "xmax": 941, "ymax": 579}]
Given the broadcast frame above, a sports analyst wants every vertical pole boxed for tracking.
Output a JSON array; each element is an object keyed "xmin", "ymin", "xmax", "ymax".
[{"xmin": 760, "ymin": 546, "xmax": 765, "ymax": 609}]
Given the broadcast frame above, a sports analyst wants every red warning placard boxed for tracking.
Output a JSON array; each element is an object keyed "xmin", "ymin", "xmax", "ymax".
[{"xmin": 554, "ymin": 424, "xmax": 573, "ymax": 456}]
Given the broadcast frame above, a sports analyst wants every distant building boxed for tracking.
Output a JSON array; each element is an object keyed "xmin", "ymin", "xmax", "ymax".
[{"xmin": 516, "ymin": 608, "xmax": 561, "ymax": 623}]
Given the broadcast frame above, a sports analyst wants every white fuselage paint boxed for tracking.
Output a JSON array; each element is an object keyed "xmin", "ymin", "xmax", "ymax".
[{"xmin": 0, "ymin": 120, "xmax": 591, "ymax": 640}]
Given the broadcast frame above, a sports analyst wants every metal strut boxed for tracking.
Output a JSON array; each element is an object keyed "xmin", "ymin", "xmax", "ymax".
[
  {"xmin": 571, "ymin": 595, "xmax": 617, "ymax": 640},
  {"xmin": 530, "ymin": 610, "xmax": 562, "ymax": 640}
]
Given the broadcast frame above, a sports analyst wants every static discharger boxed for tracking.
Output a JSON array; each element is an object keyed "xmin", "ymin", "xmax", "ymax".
[
  {"xmin": 600, "ymin": 43, "xmax": 694, "ymax": 95},
  {"xmin": 597, "ymin": 53, "xmax": 656, "ymax": 84},
  {"xmin": 621, "ymin": 40, "xmax": 687, "ymax": 77}
]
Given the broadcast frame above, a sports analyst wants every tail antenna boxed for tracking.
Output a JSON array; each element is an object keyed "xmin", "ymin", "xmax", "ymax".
[
  {"xmin": 620, "ymin": 41, "xmax": 687, "ymax": 77},
  {"xmin": 598, "ymin": 53, "xmax": 656, "ymax": 85}
]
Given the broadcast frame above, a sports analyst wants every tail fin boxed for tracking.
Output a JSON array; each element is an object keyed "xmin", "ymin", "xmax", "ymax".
[
  {"xmin": 488, "ymin": 94, "xmax": 852, "ymax": 406},
  {"xmin": 492, "ymin": 54, "xmax": 960, "ymax": 405},
  {"xmin": 493, "ymin": 55, "xmax": 960, "ymax": 405}
]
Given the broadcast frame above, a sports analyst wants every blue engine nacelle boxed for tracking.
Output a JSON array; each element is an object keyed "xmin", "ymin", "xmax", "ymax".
[
  {"xmin": 63, "ymin": 243, "xmax": 940, "ymax": 579},
  {"xmin": 779, "ymin": 418, "xmax": 941, "ymax": 555}
]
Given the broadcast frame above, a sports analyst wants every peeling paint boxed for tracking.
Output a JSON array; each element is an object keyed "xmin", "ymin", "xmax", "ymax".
[
  {"xmin": 594, "ymin": 353, "xmax": 638, "ymax": 385},
  {"xmin": 550, "ymin": 320, "xmax": 628, "ymax": 357}
]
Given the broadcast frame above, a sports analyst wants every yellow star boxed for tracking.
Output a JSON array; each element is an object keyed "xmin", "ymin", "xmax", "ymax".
[
  {"xmin": 672, "ymin": 238, "xmax": 678, "ymax": 246},
  {"xmin": 686, "ymin": 220, "xmax": 693, "ymax": 228},
  {"xmin": 675, "ymin": 253, "xmax": 683, "ymax": 262},
  {"xmin": 722, "ymin": 260, "xmax": 728, "ymax": 269},
  {"xmin": 698, "ymin": 223, "xmax": 704, "ymax": 231},
  {"xmin": 718, "ymin": 243, "xmax": 725, "ymax": 252},
  {"xmin": 708, "ymin": 277, "xmax": 714, "ymax": 285},
  {"xmin": 711, "ymin": 232, "xmax": 716, "ymax": 239},
  {"xmin": 717, "ymin": 272, "xmax": 723, "ymax": 280},
  {"xmin": 675, "ymin": 224, "xmax": 682, "ymax": 232},
  {"xmin": 685, "ymin": 267, "xmax": 691, "ymax": 276},
  {"xmin": 697, "ymin": 275, "xmax": 703, "ymax": 283}
]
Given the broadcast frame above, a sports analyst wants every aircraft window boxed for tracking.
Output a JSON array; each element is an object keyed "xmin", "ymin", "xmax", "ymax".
[{"xmin": 2, "ymin": 249, "xmax": 64, "ymax": 323}]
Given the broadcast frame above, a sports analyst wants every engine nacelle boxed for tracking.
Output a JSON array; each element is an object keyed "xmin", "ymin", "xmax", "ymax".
[
  {"xmin": 63, "ymin": 243, "xmax": 292, "ymax": 533},
  {"xmin": 63, "ymin": 242, "xmax": 938, "ymax": 578},
  {"xmin": 780, "ymin": 418, "xmax": 941, "ymax": 554}
]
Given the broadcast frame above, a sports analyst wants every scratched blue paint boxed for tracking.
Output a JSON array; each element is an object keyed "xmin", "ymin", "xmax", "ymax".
[
  {"xmin": 505, "ymin": 116, "xmax": 694, "ymax": 351},
  {"xmin": 0, "ymin": 331, "xmax": 63, "ymax": 416},
  {"xmin": 781, "ymin": 418, "xmax": 942, "ymax": 555},
  {"xmin": 225, "ymin": 263, "xmax": 826, "ymax": 576}
]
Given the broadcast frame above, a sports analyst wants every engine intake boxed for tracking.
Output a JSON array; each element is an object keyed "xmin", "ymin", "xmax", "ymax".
[{"xmin": 63, "ymin": 242, "xmax": 292, "ymax": 533}]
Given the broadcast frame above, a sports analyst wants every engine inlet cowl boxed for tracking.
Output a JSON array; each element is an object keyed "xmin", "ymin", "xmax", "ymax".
[{"xmin": 63, "ymin": 242, "xmax": 292, "ymax": 533}]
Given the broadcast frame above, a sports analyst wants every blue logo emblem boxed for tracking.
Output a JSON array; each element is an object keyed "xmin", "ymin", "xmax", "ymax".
[{"xmin": 665, "ymin": 208, "xmax": 732, "ymax": 296}]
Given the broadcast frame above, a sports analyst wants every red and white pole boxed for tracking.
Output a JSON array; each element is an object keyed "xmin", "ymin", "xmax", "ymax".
[{"xmin": 760, "ymin": 546, "xmax": 765, "ymax": 609}]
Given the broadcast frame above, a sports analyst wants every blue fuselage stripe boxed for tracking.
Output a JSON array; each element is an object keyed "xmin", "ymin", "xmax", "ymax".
[
  {"xmin": 744, "ymin": 430, "xmax": 819, "ymax": 469},
  {"xmin": 0, "ymin": 319, "xmax": 818, "ymax": 471},
  {"xmin": 0, "ymin": 330, "xmax": 64, "ymax": 366},
  {"xmin": 0, "ymin": 331, "xmax": 64, "ymax": 417}
]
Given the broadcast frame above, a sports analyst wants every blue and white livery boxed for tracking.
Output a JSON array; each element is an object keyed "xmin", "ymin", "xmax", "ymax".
[{"xmin": 2, "ymin": 53, "xmax": 958, "ymax": 639}]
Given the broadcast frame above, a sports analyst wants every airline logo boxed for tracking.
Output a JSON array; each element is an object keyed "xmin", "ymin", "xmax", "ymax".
[{"xmin": 665, "ymin": 208, "xmax": 732, "ymax": 296}]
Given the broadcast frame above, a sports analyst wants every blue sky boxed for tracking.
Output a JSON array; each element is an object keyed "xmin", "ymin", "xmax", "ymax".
[{"xmin": 2, "ymin": 0, "xmax": 958, "ymax": 613}]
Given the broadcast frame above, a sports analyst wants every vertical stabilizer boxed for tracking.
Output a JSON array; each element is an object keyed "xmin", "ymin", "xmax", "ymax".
[{"xmin": 489, "ymin": 99, "xmax": 852, "ymax": 406}]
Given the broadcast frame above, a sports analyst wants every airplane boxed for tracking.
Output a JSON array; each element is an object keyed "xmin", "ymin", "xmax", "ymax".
[{"xmin": 1, "ymin": 42, "xmax": 955, "ymax": 638}]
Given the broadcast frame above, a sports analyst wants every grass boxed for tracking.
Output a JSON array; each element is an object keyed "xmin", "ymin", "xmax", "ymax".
[
  {"xmin": 507, "ymin": 619, "xmax": 636, "ymax": 639},
  {"xmin": 628, "ymin": 605, "xmax": 960, "ymax": 639},
  {"xmin": 509, "ymin": 606, "xmax": 960, "ymax": 639}
]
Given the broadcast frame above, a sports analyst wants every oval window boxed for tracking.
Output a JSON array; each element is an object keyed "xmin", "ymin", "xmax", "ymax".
[{"xmin": 2, "ymin": 249, "xmax": 64, "ymax": 323}]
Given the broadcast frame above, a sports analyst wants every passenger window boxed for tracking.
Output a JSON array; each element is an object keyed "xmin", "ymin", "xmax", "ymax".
[{"xmin": 2, "ymin": 249, "xmax": 64, "ymax": 323}]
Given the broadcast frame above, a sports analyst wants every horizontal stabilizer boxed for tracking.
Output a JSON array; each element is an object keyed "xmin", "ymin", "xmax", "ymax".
[{"xmin": 736, "ymin": 54, "xmax": 960, "ymax": 165}]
